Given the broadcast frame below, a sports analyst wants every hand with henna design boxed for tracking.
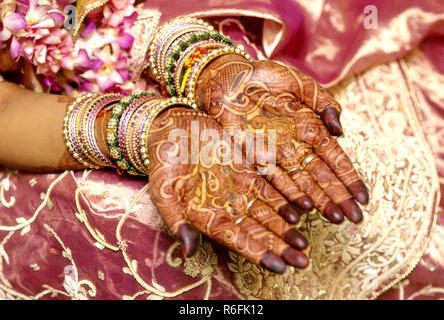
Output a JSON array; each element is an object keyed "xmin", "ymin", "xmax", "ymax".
[
  {"xmin": 147, "ymin": 106, "xmax": 310, "ymax": 274},
  {"xmin": 195, "ymin": 54, "xmax": 369, "ymax": 224}
]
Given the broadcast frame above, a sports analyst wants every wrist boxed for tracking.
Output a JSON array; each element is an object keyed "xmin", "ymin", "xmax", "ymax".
[
  {"xmin": 104, "ymin": 94, "xmax": 194, "ymax": 175},
  {"xmin": 144, "ymin": 105, "xmax": 193, "ymax": 153},
  {"xmin": 94, "ymin": 104, "xmax": 114, "ymax": 161},
  {"xmin": 63, "ymin": 93, "xmax": 123, "ymax": 170},
  {"xmin": 195, "ymin": 53, "xmax": 252, "ymax": 110}
]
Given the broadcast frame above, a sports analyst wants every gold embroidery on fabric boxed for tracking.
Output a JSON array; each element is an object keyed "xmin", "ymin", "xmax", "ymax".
[
  {"xmin": 40, "ymin": 192, "xmax": 54, "ymax": 210},
  {"xmin": 183, "ymin": 239, "xmax": 217, "ymax": 278},
  {"xmin": 129, "ymin": 5, "xmax": 161, "ymax": 79},
  {"xmin": 30, "ymin": 263, "xmax": 40, "ymax": 271},
  {"xmin": 405, "ymin": 285, "xmax": 444, "ymax": 300},
  {"xmin": 0, "ymin": 172, "xmax": 68, "ymax": 232},
  {"xmin": 74, "ymin": 187, "xmax": 120, "ymax": 251},
  {"xmin": 42, "ymin": 223, "xmax": 97, "ymax": 299},
  {"xmin": 164, "ymin": 233, "xmax": 218, "ymax": 279},
  {"xmin": 166, "ymin": 241, "xmax": 183, "ymax": 267},
  {"xmin": 0, "ymin": 168, "xmax": 17, "ymax": 208},
  {"xmin": 29, "ymin": 178, "xmax": 37, "ymax": 187},
  {"xmin": 116, "ymin": 183, "xmax": 213, "ymax": 299},
  {"xmin": 0, "ymin": 231, "xmax": 14, "ymax": 288}
]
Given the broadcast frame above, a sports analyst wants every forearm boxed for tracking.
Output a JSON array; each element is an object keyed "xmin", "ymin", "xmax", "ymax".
[{"xmin": 0, "ymin": 81, "xmax": 100, "ymax": 172}]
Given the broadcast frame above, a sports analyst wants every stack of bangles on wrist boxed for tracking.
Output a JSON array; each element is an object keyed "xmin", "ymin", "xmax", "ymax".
[
  {"xmin": 64, "ymin": 16, "xmax": 251, "ymax": 175},
  {"xmin": 148, "ymin": 16, "xmax": 254, "ymax": 99},
  {"xmin": 63, "ymin": 91, "xmax": 195, "ymax": 175}
]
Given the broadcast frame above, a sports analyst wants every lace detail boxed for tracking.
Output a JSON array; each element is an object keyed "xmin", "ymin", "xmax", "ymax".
[{"xmin": 128, "ymin": 5, "xmax": 161, "ymax": 80}]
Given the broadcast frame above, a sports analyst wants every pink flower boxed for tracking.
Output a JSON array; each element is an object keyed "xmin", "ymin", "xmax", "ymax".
[
  {"xmin": 0, "ymin": 13, "xmax": 27, "ymax": 41},
  {"xmin": 70, "ymin": 0, "xmax": 138, "ymax": 93},
  {"xmin": 102, "ymin": 0, "xmax": 135, "ymax": 28},
  {"xmin": 117, "ymin": 32, "xmax": 134, "ymax": 49},
  {"xmin": 80, "ymin": 43, "xmax": 130, "ymax": 91},
  {"xmin": 0, "ymin": 1, "xmax": 26, "ymax": 58},
  {"xmin": 19, "ymin": 24, "xmax": 74, "ymax": 75},
  {"xmin": 1, "ymin": 0, "xmax": 74, "ymax": 73},
  {"xmin": 1, "ymin": 0, "xmax": 140, "ymax": 94}
]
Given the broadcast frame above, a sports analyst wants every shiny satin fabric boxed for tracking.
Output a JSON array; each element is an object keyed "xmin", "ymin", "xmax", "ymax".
[
  {"xmin": 135, "ymin": 0, "xmax": 444, "ymax": 85},
  {"xmin": 0, "ymin": 0, "xmax": 443, "ymax": 299}
]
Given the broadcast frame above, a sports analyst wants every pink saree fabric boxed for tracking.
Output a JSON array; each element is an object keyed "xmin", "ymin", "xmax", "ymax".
[{"xmin": 0, "ymin": 0, "xmax": 443, "ymax": 299}]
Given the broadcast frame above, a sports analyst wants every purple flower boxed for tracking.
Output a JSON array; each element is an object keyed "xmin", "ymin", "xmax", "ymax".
[
  {"xmin": 81, "ymin": 21, "xmax": 95, "ymax": 37},
  {"xmin": 1, "ymin": 0, "xmax": 141, "ymax": 94},
  {"xmin": 1, "ymin": 1, "xmax": 73, "ymax": 74},
  {"xmin": 9, "ymin": 35, "xmax": 20, "ymax": 59},
  {"xmin": 117, "ymin": 32, "xmax": 133, "ymax": 49},
  {"xmin": 0, "ymin": 13, "xmax": 27, "ymax": 42}
]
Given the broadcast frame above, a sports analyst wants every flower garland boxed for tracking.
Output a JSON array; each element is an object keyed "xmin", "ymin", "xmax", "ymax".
[{"xmin": 0, "ymin": 0, "xmax": 144, "ymax": 94}]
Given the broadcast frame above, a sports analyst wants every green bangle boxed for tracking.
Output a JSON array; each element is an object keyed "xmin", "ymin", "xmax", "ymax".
[
  {"xmin": 165, "ymin": 32, "xmax": 234, "ymax": 96},
  {"xmin": 106, "ymin": 91, "xmax": 157, "ymax": 175}
]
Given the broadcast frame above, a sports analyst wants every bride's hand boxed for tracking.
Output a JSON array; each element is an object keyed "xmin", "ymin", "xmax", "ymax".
[
  {"xmin": 195, "ymin": 54, "xmax": 369, "ymax": 224},
  {"xmin": 147, "ymin": 107, "xmax": 309, "ymax": 274}
]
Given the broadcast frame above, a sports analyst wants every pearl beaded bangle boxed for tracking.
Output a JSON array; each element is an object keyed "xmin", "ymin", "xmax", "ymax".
[
  {"xmin": 149, "ymin": 17, "xmax": 216, "ymax": 80},
  {"xmin": 64, "ymin": 91, "xmax": 199, "ymax": 176},
  {"xmin": 106, "ymin": 91, "xmax": 158, "ymax": 175},
  {"xmin": 148, "ymin": 15, "xmax": 253, "ymax": 105},
  {"xmin": 64, "ymin": 93, "xmax": 99, "ymax": 169},
  {"xmin": 64, "ymin": 93, "xmax": 123, "ymax": 169}
]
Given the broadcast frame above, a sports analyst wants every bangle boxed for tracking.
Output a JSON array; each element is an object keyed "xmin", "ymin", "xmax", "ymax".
[
  {"xmin": 155, "ymin": 25, "xmax": 208, "ymax": 77},
  {"xmin": 125, "ymin": 98, "xmax": 161, "ymax": 175},
  {"xmin": 149, "ymin": 17, "xmax": 215, "ymax": 79},
  {"xmin": 127, "ymin": 99, "xmax": 159, "ymax": 174},
  {"xmin": 64, "ymin": 93, "xmax": 99, "ymax": 169},
  {"xmin": 163, "ymin": 32, "xmax": 233, "ymax": 96},
  {"xmin": 160, "ymin": 28, "xmax": 211, "ymax": 84},
  {"xmin": 148, "ymin": 16, "xmax": 254, "ymax": 104},
  {"xmin": 106, "ymin": 91, "xmax": 158, "ymax": 175},
  {"xmin": 173, "ymin": 41, "xmax": 230, "ymax": 96},
  {"xmin": 64, "ymin": 91, "xmax": 200, "ymax": 176},
  {"xmin": 81, "ymin": 93, "xmax": 123, "ymax": 168},
  {"xmin": 99, "ymin": 105, "xmax": 114, "ymax": 155},
  {"xmin": 64, "ymin": 93, "xmax": 122, "ymax": 169},
  {"xmin": 148, "ymin": 17, "xmax": 218, "ymax": 94}
]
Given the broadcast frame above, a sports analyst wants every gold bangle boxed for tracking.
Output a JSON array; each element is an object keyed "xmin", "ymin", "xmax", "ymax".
[
  {"xmin": 63, "ymin": 93, "xmax": 97, "ymax": 168},
  {"xmin": 149, "ymin": 17, "xmax": 215, "ymax": 79},
  {"xmin": 106, "ymin": 91, "xmax": 157, "ymax": 175},
  {"xmin": 127, "ymin": 99, "xmax": 159, "ymax": 175},
  {"xmin": 174, "ymin": 42, "xmax": 231, "ymax": 96},
  {"xmin": 160, "ymin": 29, "xmax": 210, "ymax": 84},
  {"xmin": 74, "ymin": 94, "xmax": 102, "ymax": 169},
  {"xmin": 80, "ymin": 93, "xmax": 122, "ymax": 168}
]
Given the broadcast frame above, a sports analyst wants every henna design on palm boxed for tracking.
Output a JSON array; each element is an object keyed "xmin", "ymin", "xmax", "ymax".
[
  {"xmin": 195, "ymin": 54, "xmax": 369, "ymax": 224},
  {"xmin": 147, "ymin": 107, "xmax": 309, "ymax": 273}
]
